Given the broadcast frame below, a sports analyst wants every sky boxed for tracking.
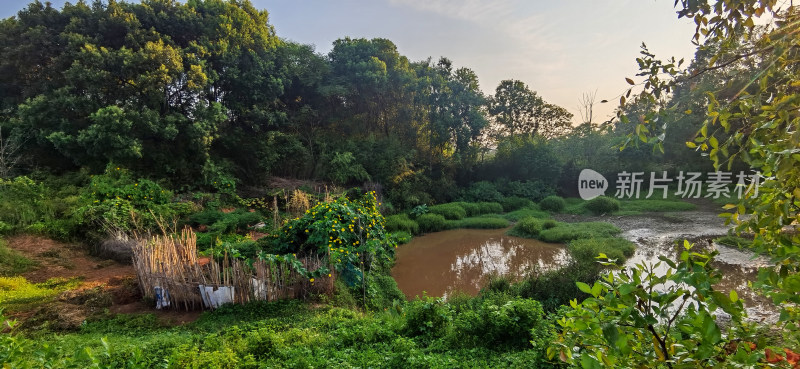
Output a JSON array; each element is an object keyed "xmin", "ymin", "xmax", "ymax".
[{"xmin": 0, "ymin": 0, "xmax": 698, "ymax": 123}]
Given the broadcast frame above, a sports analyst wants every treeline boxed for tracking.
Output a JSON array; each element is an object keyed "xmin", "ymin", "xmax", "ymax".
[{"xmin": 0, "ymin": 0, "xmax": 725, "ymax": 209}]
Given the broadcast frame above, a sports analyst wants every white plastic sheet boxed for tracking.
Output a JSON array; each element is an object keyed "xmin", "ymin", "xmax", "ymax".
[{"xmin": 199, "ymin": 285, "xmax": 235, "ymax": 309}]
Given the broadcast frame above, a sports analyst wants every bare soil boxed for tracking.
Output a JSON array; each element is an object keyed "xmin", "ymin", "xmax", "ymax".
[{"xmin": 5, "ymin": 235, "xmax": 201, "ymax": 326}]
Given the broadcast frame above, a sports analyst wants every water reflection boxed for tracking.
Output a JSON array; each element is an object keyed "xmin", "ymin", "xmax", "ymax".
[{"xmin": 392, "ymin": 228, "xmax": 570, "ymax": 299}]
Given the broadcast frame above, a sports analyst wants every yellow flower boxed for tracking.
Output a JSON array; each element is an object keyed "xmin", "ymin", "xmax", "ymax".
[{"xmin": 310, "ymin": 278, "xmax": 315, "ymax": 283}]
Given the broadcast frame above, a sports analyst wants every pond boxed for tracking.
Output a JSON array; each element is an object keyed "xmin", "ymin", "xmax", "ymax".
[{"xmin": 391, "ymin": 228, "xmax": 570, "ymax": 299}]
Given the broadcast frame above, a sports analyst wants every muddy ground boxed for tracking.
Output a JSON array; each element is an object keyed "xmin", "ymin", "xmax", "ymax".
[
  {"xmin": 4, "ymin": 235, "xmax": 201, "ymax": 329},
  {"xmin": 555, "ymin": 201, "xmax": 777, "ymax": 323}
]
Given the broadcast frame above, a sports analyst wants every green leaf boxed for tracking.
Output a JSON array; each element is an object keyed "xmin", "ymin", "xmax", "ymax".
[
  {"xmin": 729, "ymin": 290, "xmax": 738, "ymax": 303},
  {"xmin": 577, "ymin": 282, "xmax": 592, "ymax": 295}
]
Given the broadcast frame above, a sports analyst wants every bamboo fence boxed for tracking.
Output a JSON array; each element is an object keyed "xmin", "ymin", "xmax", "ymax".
[{"xmin": 131, "ymin": 228, "xmax": 334, "ymax": 310}]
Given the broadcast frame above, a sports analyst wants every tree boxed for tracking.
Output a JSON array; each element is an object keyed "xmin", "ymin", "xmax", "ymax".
[
  {"xmin": 556, "ymin": 1, "xmax": 800, "ymax": 366},
  {"xmin": 489, "ymin": 79, "xmax": 572, "ymax": 138}
]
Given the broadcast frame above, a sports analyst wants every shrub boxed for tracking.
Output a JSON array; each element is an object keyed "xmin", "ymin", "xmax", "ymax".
[
  {"xmin": 409, "ymin": 204, "xmax": 428, "ymax": 217},
  {"xmin": 450, "ymin": 217, "xmax": 510, "ymax": 229},
  {"xmin": 453, "ymin": 202, "xmax": 480, "ymax": 216},
  {"xmin": 583, "ymin": 195, "xmax": 620, "ymax": 215},
  {"xmin": 538, "ymin": 222, "xmax": 621, "ymax": 243},
  {"xmin": 450, "ymin": 295, "xmax": 546, "ymax": 349},
  {"xmin": 501, "ymin": 180, "xmax": 556, "ymax": 201},
  {"xmin": 508, "ymin": 217, "xmax": 545, "ymax": 238},
  {"xmin": 415, "ymin": 213, "xmax": 447, "ymax": 233},
  {"xmin": 539, "ymin": 196, "xmax": 565, "ymax": 212},
  {"xmin": 476, "ymin": 202, "xmax": 503, "ymax": 214},
  {"xmin": 428, "ymin": 203, "xmax": 467, "ymax": 220},
  {"xmin": 569, "ymin": 237, "xmax": 635, "ymax": 265},
  {"xmin": 512, "ymin": 263, "xmax": 603, "ymax": 312},
  {"xmin": 403, "ymin": 296, "xmax": 451, "ymax": 339},
  {"xmin": 390, "ymin": 231, "xmax": 412, "ymax": 244},
  {"xmin": 500, "ymin": 196, "xmax": 533, "ymax": 212},
  {"xmin": 0, "ymin": 239, "xmax": 36, "ymax": 276},
  {"xmin": 462, "ymin": 181, "xmax": 503, "ymax": 203},
  {"xmin": 385, "ymin": 214, "xmax": 419, "ymax": 235},
  {"xmin": 503, "ymin": 208, "xmax": 549, "ymax": 222}
]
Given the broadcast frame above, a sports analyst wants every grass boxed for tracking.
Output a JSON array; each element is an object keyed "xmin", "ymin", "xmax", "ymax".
[
  {"xmin": 618, "ymin": 199, "xmax": 697, "ymax": 213},
  {"xmin": 0, "ymin": 238, "xmax": 36, "ymax": 276},
  {"xmin": 2, "ymin": 295, "xmax": 557, "ymax": 368},
  {"xmin": 503, "ymin": 207, "xmax": 549, "ymax": 222},
  {"xmin": 0, "ymin": 276, "xmax": 81, "ymax": 312},
  {"xmin": 562, "ymin": 196, "xmax": 697, "ymax": 215},
  {"xmin": 715, "ymin": 235, "xmax": 754, "ymax": 249},
  {"xmin": 447, "ymin": 217, "xmax": 510, "ymax": 229},
  {"xmin": 507, "ymin": 217, "xmax": 621, "ymax": 243},
  {"xmin": 568, "ymin": 237, "xmax": 635, "ymax": 265}
]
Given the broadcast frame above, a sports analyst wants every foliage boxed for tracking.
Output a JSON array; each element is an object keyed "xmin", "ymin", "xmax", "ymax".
[
  {"xmin": 509, "ymin": 218, "xmax": 621, "ymax": 243},
  {"xmin": 448, "ymin": 217, "xmax": 510, "ymax": 229},
  {"xmin": 568, "ymin": 238, "xmax": 635, "ymax": 266},
  {"xmin": 615, "ymin": 0, "xmax": 800, "ymax": 343},
  {"xmin": 503, "ymin": 207, "xmax": 550, "ymax": 222},
  {"xmin": 409, "ymin": 204, "xmax": 428, "ymax": 217},
  {"xmin": 715, "ymin": 235, "xmax": 753, "ymax": 249},
  {"xmin": 499, "ymin": 180, "xmax": 556, "ymax": 202},
  {"xmin": 0, "ymin": 176, "xmax": 84, "ymax": 239},
  {"xmin": 403, "ymin": 296, "xmax": 452, "ymax": 340},
  {"xmin": 261, "ymin": 192, "xmax": 394, "ymax": 283},
  {"xmin": 0, "ymin": 277, "xmax": 80, "ymax": 312},
  {"xmin": 462, "ymin": 181, "xmax": 503, "ymax": 203},
  {"xmin": 0, "ymin": 238, "xmax": 36, "ymax": 276},
  {"xmin": 489, "ymin": 79, "xmax": 572, "ymax": 138},
  {"xmin": 539, "ymin": 195, "xmax": 566, "ymax": 212},
  {"xmin": 550, "ymin": 242, "xmax": 757, "ymax": 368},
  {"xmin": 618, "ymin": 199, "xmax": 696, "ymax": 213},
  {"xmin": 327, "ymin": 151, "xmax": 371, "ymax": 185},
  {"xmin": 582, "ymin": 196, "xmax": 620, "ymax": 215},
  {"xmin": 428, "ymin": 203, "xmax": 467, "ymax": 220},
  {"xmin": 390, "ymin": 231, "xmax": 413, "ymax": 245},
  {"xmin": 475, "ymin": 202, "xmax": 504, "ymax": 214},
  {"xmin": 511, "ymin": 263, "xmax": 603, "ymax": 313},
  {"xmin": 415, "ymin": 213, "xmax": 448, "ymax": 233},
  {"xmin": 449, "ymin": 294, "xmax": 548, "ymax": 350},
  {"xmin": 500, "ymin": 196, "xmax": 533, "ymax": 212},
  {"xmin": 453, "ymin": 201, "xmax": 480, "ymax": 216},
  {"xmin": 384, "ymin": 214, "xmax": 420, "ymax": 235}
]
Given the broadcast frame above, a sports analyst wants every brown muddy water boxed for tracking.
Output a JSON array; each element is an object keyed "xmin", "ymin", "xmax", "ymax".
[
  {"xmin": 557, "ymin": 209, "xmax": 778, "ymax": 323},
  {"xmin": 391, "ymin": 228, "xmax": 569, "ymax": 299}
]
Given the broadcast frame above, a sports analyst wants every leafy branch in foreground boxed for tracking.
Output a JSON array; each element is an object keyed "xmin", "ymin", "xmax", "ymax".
[
  {"xmin": 615, "ymin": 0, "xmax": 800, "ymax": 341},
  {"xmin": 549, "ymin": 241, "xmax": 758, "ymax": 368}
]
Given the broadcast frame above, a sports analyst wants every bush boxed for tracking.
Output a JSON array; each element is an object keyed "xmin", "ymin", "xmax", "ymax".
[
  {"xmin": 428, "ymin": 203, "xmax": 466, "ymax": 220},
  {"xmin": 476, "ymin": 202, "xmax": 503, "ymax": 214},
  {"xmin": 450, "ymin": 217, "xmax": 510, "ymax": 229},
  {"xmin": 385, "ymin": 214, "xmax": 419, "ymax": 235},
  {"xmin": 462, "ymin": 181, "xmax": 503, "ymax": 203},
  {"xmin": 583, "ymin": 196, "xmax": 620, "ymax": 215},
  {"xmin": 500, "ymin": 196, "xmax": 533, "ymax": 212},
  {"xmin": 509, "ymin": 220, "xmax": 621, "ymax": 243},
  {"xmin": 503, "ymin": 208, "xmax": 549, "ymax": 222},
  {"xmin": 403, "ymin": 296, "xmax": 451, "ymax": 339},
  {"xmin": 501, "ymin": 180, "xmax": 556, "ymax": 201},
  {"xmin": 452, "ymin": 202, "xmax": 480, "ymax": 216},
  {"xmin": 512, "ymin": 263, "xmax": 603, "ymax": 312},
  {"xmin": 569, "ymin": 237, "xmax": 635, "ymax": 265},
  {"xmin": 450, "ymin": 295, "xmax": 546, "ymax": 349},
  {"xmin": 539, "ymin": 196, "xmax": 565, "ymax": 212},
  {"xmin": 0, "ymin": 239, "xmax": 36, "ymax": 276},
  {"xmin": 538, "ymin": 222, "xmax": 621, "ymax": 243},
  {"xmin": 390, "ymin": 231, "xmax": 412, "ymax": 244},
  {"xmin": 415, "ymin": 213, "xmax": 447, "ymax": 233},
  {"xmin": 508, "ymin": 217, "xmax": 545, "ymax": 238}
]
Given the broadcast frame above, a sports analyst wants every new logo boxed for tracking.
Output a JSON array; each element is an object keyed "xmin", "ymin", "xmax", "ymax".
[{"xmin": 578, "ymin": 169, "xmax": 608, "ymax": 200}]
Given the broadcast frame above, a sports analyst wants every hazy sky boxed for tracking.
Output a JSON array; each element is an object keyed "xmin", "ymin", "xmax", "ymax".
[{"xmin": 1, "ymin": 0, "xmax": 698, "ymax": 123}]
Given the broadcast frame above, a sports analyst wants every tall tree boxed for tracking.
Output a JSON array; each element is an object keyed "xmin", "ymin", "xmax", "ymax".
[{"xmin": 489, "ymin": 79, "xmax": 572, "ymax": 138}]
